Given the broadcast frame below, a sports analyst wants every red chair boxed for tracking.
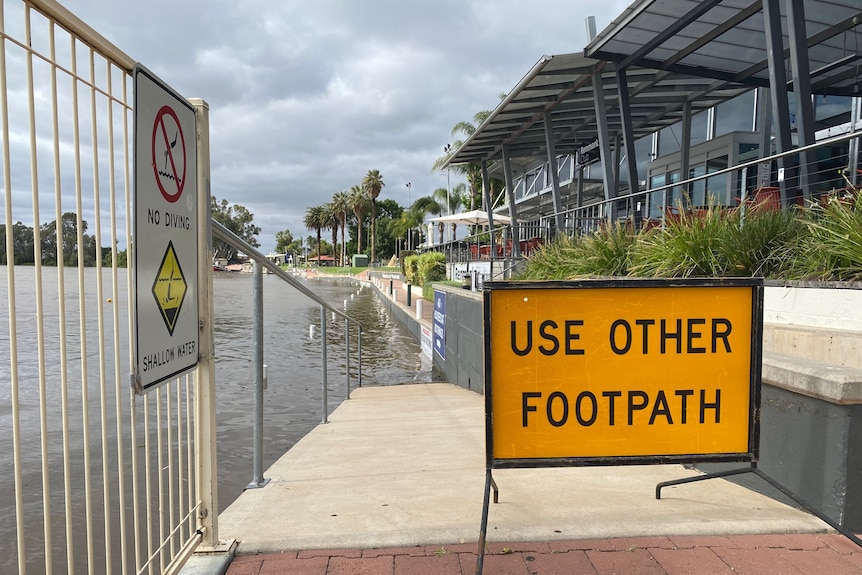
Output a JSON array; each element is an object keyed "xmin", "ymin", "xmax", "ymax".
[
  {"xmin": 470, "ymin": 244, "xmax": 480, "ymax": 260},
  {"xmin": 478, "ymin": 245, "xmax": 491, "ymax": 260}
]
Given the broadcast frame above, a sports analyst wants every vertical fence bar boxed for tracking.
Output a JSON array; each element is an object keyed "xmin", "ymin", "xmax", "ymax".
[
  {"xmin": 321, "ymin": 305, "xmax": 328, "ymax": 424},
  {"xmin": 157, "ymin": 387, "xmax": 166, "ymax": 573},
  {"xmin": 2, "ymin": 3, "xmax": 27, "ymax": 570},
  {"xmin": 358, "ymin": 327, "xmax": 363, "ymax": 388},
  {"xmin": 24, "ymin": 5, "xmax": 55, "ymax": 572}
]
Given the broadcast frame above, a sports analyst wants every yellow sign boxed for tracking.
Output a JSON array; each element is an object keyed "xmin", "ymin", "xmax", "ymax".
[
  {"xmin": 487, "ymin": 282, "xmax": 759, "ymax": 463},
  {"xmin": 152, "ymin": 241, "xmax": 187, "ymax": 336}
]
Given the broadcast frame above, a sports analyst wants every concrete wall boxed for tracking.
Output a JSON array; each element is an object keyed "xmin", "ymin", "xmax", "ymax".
[{"xmin": 433, "ymin": 286, "xmax": 483, "ymax": 393}]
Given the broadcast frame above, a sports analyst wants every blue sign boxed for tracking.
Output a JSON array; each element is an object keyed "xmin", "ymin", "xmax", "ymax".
[{"xmin": 433, "ymin": 290, "xmax": 446, "ymax": 360}]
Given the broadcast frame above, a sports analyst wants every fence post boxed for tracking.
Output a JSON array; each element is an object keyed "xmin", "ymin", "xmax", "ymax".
[
  {"xmin": 345, "ymin": 319, "xmax": 351, "ymax": 399},
  {"xmin": 190, "ymin": 98, "xmax": 220, "ymax": 548},
  {"xmin": 358, "ymin": 326, "xmax": 363, "ymax": 388},
  {"xmin": 321, "ymin": 306, "xmax": 329, "ymax": 423},
  {"xmin": 247, "ymin": 261, "xmax": 269, "ymax": 488}
]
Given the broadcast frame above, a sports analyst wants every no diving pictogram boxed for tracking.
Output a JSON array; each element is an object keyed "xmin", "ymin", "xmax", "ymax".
[{"xmin": 152, "ymin": 105, "xmax": 187, "ymax": 203}]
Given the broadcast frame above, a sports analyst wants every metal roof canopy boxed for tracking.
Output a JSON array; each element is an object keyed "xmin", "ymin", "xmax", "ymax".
[
  {"xmin": 445, "ymin": 53, "xmax": 753, "ymax": 169},
  {"xmin": 585, "ymin": 0, "xmax": 862, "ymax": 98},
  {"xmin": 447, "ymin": 0, "xmax": 861, "ymax": 171}
]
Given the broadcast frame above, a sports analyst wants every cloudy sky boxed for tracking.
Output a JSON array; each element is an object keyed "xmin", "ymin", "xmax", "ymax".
[{"xmin": 16, "ymin": 0, "xmax": 631, "ymax": 251}]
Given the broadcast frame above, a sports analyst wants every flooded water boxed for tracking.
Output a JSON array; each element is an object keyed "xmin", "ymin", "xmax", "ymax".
[
  {"xmin": 212, "ymin": 271, "xmax": 442, "ymax": 509},
  {"xmin": 0, "ymin": 266, "xmax": 441, "ymax": 574}
]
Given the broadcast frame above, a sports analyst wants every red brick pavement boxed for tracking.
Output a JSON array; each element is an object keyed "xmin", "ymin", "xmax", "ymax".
[{"xmin": 225, "ymin": 534, "xmax": 862, "ymax": 574}]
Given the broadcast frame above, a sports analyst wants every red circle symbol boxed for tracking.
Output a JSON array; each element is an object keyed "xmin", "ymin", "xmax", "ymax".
[{"xmin": 152, "ymin": 105, "xmax": 186, "ymax": 203}]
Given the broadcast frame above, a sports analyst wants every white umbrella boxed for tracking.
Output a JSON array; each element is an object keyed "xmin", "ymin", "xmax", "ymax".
[{"xmin": 429, "ymin": 209, "xmax": 512, "ymax": 227}]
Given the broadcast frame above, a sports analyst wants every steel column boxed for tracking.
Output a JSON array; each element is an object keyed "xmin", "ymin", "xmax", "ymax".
[
  {"xmin": 591, "ymin": 68, "xmax": 617, "ymax": 218},
  {"xmin": 763, "ymin": 0, "xmax": 794, "ymax": 205},
  {"xmin": 501, "ymin": 144, "xmax": 521, "ymax": 256},
  {"xmin": 616, "ymin": 68, "xmax": 640, "ymax": 199},
  {"xmin": 786, "ymin": 0, "xmax": 816, "ymax": 200},
  {"xmin": 543, "ymin": 111, "xmax": 565, "ymax": 235},
  {"xmin": 680, "ymin": 100, "xmax": 692, "ymax": 206}
]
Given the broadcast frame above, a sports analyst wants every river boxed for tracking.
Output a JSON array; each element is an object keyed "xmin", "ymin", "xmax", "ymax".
[{"xmin": 0, "ymin": 266, "xmax": 440, "ymax": 574}]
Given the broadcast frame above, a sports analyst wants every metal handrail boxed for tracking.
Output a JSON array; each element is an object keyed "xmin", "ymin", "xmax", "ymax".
[
  {"xmin": 211, "ymin": 219, "xmax": 364, "ymax": 489},
  {"xmin": 555, "ymin": 127, "xmax": 862, "ymax": 224},
  {"xmin": 212, "ymin": 220, "xmax": 365, "ymax": 329}
]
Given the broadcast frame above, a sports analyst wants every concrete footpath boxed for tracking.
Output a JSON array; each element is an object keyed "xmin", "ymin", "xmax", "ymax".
[{"xmin": 218, "ymin": 383, "xmax": 862, "ymax": 574}]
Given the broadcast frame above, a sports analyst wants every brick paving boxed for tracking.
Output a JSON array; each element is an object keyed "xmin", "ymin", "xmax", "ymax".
[{"xmin": 226, "ymin": 533, "xmax": 862, "ymax": 574}]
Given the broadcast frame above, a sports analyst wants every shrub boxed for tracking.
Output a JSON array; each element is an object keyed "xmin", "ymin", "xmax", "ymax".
[
  {"xmin": 520, "ymin": 200, "xmax": 835, "ymax": 281},
  {"xmin": 404, "ymin": 252, "xmax": 446, "ymax": 287},
  {"xmin": 517, "ymin": 222, "xmax": 642, "ymax": 279},
  {"xmin": 792, "ymin": 189, "xmax": 862, "ymax": 281}
]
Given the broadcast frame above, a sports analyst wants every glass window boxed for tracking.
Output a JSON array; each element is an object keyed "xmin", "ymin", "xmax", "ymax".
[
  {"xmin": 691, "ymin": 110, "xmax": 710, "ymax": 146},
  {"xmin": 716, "ymin": 91, "xmax": 756, "ymax": 136},
  {"xmin": 648, "ymin": 173, "xmax": 666, "ymax": 218},
  {"xmin": 658, "ymin": 123, "xmax": 682, "ymax": 157},
  {"xmin": 687, "ymin": 164, "xmax": 706, "ymax": 207},
  {"xmin": 705, "ymin": 156, "xmax": 729, "ymax": 205},
  {"xmin": 814, "ymin": 95, "xmax": 852, "ymax": 131}
]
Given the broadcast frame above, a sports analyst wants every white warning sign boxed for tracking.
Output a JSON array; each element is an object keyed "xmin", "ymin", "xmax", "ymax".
[{"xmin": 133, "ymin": 65, "xmax": 199, "ymax": 393}]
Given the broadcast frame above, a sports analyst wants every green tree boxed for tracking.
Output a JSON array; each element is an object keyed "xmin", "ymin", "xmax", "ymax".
[
  {"xmin": 103, "ymin": 248, "xmax": 128, "ymax": 267},
  {"xmin": 349, "ymin": 184, "xmax": 371, "ymax": 256},
  {"xmin": 371, "ymin": 198, "xmax": 402, "ymax": 262},
  {"xmin": 304, "ymin": 205, "xmax": 327, "ymax": 265},
  {"xmin": 362, "ymin": 169, "xmax": 385, "ymax": 263},
  {"xmin": 0, "ymin": 222, "xmax": 36, "ymax": 265},
  {"xmin": 39, "ymin": 213, "xmax": 98, "ymax": 266},
  {"xmin": 275, "ymin": 229, "xmax": 294, "ymax": 254},
  {"xmin": 211, "ymin": 197, "xmax": 261, "ymax": 262}
]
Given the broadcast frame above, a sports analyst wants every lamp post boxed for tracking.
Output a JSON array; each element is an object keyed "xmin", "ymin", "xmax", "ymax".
[
  {"xmin": 405, "ymin": 182, "xmax": 412, "ymax": 250},
  {"xmin": 443, "ymin": 144, "xmax": 452, "ymax": 242}
]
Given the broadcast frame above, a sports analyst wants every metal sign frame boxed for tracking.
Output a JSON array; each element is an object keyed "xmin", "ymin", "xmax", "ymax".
[
  {"xmin": 132, "ymin": 65, "xmax": 199, "ymax": 394},
  {"xmin": 475, "ymin": 278, "xmax": 764, "ymax": 575},
  {"xmin": 483, "ymin": 278, "xmax": 763, "ymax": 470}
]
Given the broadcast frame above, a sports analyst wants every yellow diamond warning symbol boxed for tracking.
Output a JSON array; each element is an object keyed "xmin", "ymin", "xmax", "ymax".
[{"xmin": 152, "ymin": 241, "xmax": 187, "ymax": 336}]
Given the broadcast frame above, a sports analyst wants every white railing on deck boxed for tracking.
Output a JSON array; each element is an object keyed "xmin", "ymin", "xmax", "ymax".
[{"xmin": 0, "ymin": 1, "xmax": 211, "ymax": 573}]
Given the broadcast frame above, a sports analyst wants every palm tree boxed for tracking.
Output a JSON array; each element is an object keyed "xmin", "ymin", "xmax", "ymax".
[
  {"xmin": 331, "ymin": 190, "xmax": 350, "ymax": 266},
  {"xmin": 362, "ymin": 169, "xmax": 385, "ymax": 263},
  {"xmin": 304, "ymin": 205, "xmax": 327, "ymax": 265},
  {"xmin": 349, "ymin": 184, "xmax": 370, "ymax": 255},
  {"xmin": 323, "ymin": 202, "xmax": 339, "ymax": 266},
  {"xmin": 389, "ymin": 209, "xmax": 424, "ymax": 255}
]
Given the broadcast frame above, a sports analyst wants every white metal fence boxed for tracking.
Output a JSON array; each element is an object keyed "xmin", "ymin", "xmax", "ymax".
[{"xmin": 1, "ymin": 1, "xmax": 214, "ymax": 573}]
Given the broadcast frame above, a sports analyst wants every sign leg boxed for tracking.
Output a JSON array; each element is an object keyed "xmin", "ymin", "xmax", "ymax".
[
  {"xmin": 655, "ymin": 466, "xmax": 754, "ymax": 499},
  {"xmin": 476, "ymin": 469, "xmax": 493, "ymax": 575}
]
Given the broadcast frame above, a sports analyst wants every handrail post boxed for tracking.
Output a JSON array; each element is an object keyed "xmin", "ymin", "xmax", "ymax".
[
  {"xmin": 320, "ymin": 306, "xmax": 329, "ymax": 423},
  {"xmin": 247, "ymin": 261, "xmax": 269, "ymax": 489},
  {"xmin": 345, "ymin": 319, "xmax": 351, "ymax": 399},
  {"xmin": 358, "ymin": 326, "xmax": 363, "ymax": 388}
]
